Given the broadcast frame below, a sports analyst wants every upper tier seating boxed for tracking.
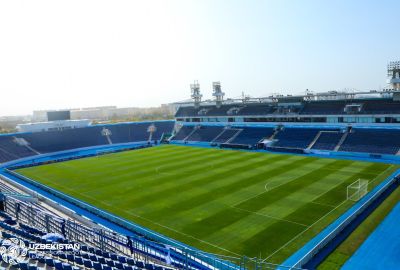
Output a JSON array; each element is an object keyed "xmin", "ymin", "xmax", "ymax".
[
  {"xmin": 300, "ymin": 101, "xmax": 346, "ymax": 115},
  {"xmin": 273, "ymin": 128, "xmax": 323, "ymax": 149},
  {"xmin": 176, "ymin": 99, "xmax": 400, "ymax": 118},
  {"xmin": 311, "ymin": 131, "xmax": 343, "ymax": 151},
  {"xmin": 185, "ymin": 126, "xmax": 224, "ymax": 142},
  {"xmin": 229, "ymin": 127, "xmax": 274, "ymax": 145},
  {"xmin": 235, "ymin": 104, "xmax": 276, "ymax": 115},
  {"xmin": 339, "ymin": 128, "xmax": 400, "ymax": 155},
  {"xmin": 361, "ymin": 100, "xmax": 400, "ymax": 114}
]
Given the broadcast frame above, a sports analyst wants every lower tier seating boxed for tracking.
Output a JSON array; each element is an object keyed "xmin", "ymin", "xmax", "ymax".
[
  {"xmin": 311, "ymin": 131, "xmax": 343, "ymax": 151},
  {"xmin": 229, "ymin": 127, "xmax": 274, "ymax": 146},
  {"xmin": 339, "ymin": 129, "xmax": 400, "ymax": 155},
  {"xmin": 185, "ymin": 126, "xmax": 224, "ymax": 142},
  {"xmin": 273, "ymin": 128, "xmax": 323, "ymax": 149},
  {"xmin": 0, "ymin": 121, "xmax": 174, "ymax": 163},
  {"xmin": 212, "ymin": 128, "xmax": 241, "ymax": 143}
]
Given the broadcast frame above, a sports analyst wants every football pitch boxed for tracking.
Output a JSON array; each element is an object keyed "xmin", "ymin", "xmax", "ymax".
[{"xmin": 15, "ymin": 145, "xmax": 399, "ymax": 263}]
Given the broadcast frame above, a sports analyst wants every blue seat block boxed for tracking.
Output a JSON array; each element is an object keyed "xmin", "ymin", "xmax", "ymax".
[
  {"xmin": 45, "ymin": 257, "xmax": 55, "ymax": 267},
  {"xmin": 93, "ymin": 262, "xmax": 103, "ymax": 270},
  {"xmin": 28, "ymin": 264, "xmax": 38, "ymax": 270},
  {"xmin": 83, "ymin": 259, "xmax": 93, "ymax": 268},
  {"xmin": 19, "ymin": 262, "xmax": 29, "ymax": 270},
  {"xmin": 106, "ymin": 259, "xmax": 115, "ymax": 267},
  {"xmin": 114, "ymin": 262, "xmax": 124, "ymax": 270},
  {"xmin": 62, "ymin": 263, "xmax": 73, "ymax": 270},
  {"xmin": 67, "ymin": 254, "xmax": 74, "ymax": 262},
  {"xmin": 118, "ymin": 256, "xmax": 127, "ymax": 264},
  {"xmin": 55, "ymin": 261, "xmax": 63, "ymax": 270},
  {"xmin": 75, "ymin": 257, "xmax": 84, "ymax": 265},
  {"xmin": 126, "ymin": 259, "xmax": 135, "ymax": 266},
  {"xmin": 145, "ymin": 263, "xmax": 155, "ymax": 270}
]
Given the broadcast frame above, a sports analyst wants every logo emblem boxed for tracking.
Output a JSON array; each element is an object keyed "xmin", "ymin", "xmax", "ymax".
[{"xmin": 0, "ymin": 238, "xmax": 28, "ymax": 265}]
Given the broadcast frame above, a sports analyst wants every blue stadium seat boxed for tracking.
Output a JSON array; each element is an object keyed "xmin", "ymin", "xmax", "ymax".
[
  {"xmin": 55, "ymin": 261, "xmax": 63, "ymax": 270},
  {"xmin": 74, "ymin": 257, "xmax": 84, "ymax": 266},
  {"xmin": 19, "ymin": 262, "xmax": 29, "ymax": 270},
  {"xmin": 126, "ymin": 258, "xmax": 135, "ymax": 266},
  {"xmin": 83, "ymin": 259, "xmax": 93, "ymax": 268},
  {"xmin": 62, "ymin": 263, "xmax": 73, "ymax": 270},
  {"xmin": 117, "ymin": 256, "xmax": 126, "ymax": 264},
  {"xmin": 93, "ymin": 262, "xmax": 103, "ymax": 270},
  {"xmin": 114, "ymin": 262, "xmax": 124, "ymax": 270},
  {"xmin": 28, "ymin": 264, "xmax": 38, "ymax": 270}
]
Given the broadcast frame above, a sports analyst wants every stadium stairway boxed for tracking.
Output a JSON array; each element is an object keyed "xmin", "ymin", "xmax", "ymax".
[{"xmin": 333, "ymin": 130, "xmax": 349, "ymax": 152}]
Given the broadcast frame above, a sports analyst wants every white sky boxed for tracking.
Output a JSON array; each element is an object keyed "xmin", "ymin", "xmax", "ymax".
[{"xmin": 0, "ymin": 0, "xmax": 399, "ymax": 116}]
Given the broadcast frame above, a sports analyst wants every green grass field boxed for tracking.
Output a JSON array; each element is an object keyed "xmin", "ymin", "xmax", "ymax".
[{"xmin": 15, "ymin": 145, "xmax": 399, "ymax": 264}]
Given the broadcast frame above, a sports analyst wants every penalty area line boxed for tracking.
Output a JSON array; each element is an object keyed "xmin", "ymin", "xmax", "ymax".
[
  {"xmin": 79, "ymin": 189, "xmax": 242, "ymax": 257},
  {"xmin": 262, "ymin": 199, "xmax": 348, "ymax": 262},
  {"xmin": 231, "ymin": 206, "xmax": 308, "ymax": 227}
]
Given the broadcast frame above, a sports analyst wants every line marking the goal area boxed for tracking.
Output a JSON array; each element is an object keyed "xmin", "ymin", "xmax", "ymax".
[
  {"xmin": 230, "ymin": 205, "xmax": 309, "ymax": 227},
  {"xmin": 369, "ymin": 164, "xmax": 395, "ymax": 185},
  {"xmin": 262, "ymin": 199, "xmax": 348, "ymax": 262}
]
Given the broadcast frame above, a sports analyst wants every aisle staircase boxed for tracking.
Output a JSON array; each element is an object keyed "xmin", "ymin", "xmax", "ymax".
[{"xmin": 334, "ymin": 131, "xmax": 349, "ymax": 151}]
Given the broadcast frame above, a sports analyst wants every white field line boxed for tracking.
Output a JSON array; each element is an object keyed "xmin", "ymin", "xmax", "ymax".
[
  {"xmin": 262, "ymin": 199, "xmax": 348, "ymax": 262},
  {"xmin": 308, "ymin": 200, "xmax": 337, "ymax": 208},
  {"xmin": 369, "ymin": 164, "xmax": 395, "ymax": 185},
  {"xmin": 123, "ymin": 208, "xmax": 242, "ymax": 257},
  {"xmin": 36, "ymin": 178, "xmax": 241, "ymax": 257},
  {"xmin": 231, "ymin": 206, "xmax": 308, "ymax": 227},
  {"xmin": 232, "ymin": 161, "xmax": 375, "ymax": 208},
  {"xmin": 261, "ymin": 167, "xmax": 381, "ymax": 262},
  {"xmin": 78, "ymin": 186, "xmax": 242, "ymax": 257}
]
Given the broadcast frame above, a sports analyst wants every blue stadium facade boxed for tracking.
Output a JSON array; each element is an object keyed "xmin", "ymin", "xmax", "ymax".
[{"xmin": 0, "ymin": 88, "xmax": 399, "ymax": 269}]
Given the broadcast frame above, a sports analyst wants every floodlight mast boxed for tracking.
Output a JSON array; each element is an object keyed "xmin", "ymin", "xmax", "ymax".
[
  {"xmin": 388, "ymin": 61, "xmax": 400, "ymax": 90},
  {"xmin": 190, "ymin": 80, "xmax": 202, "ymax": 108},
  {"xmin": 212, "ymin": 81, "xmax": 225, "ymax": 108}
]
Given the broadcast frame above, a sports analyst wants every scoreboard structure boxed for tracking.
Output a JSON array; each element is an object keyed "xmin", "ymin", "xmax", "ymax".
[{"xmin": 47, "ymin": 110, "xmax": 71, "ymax": 121}]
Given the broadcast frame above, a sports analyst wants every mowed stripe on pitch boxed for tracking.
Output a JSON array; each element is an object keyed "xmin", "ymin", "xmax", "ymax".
[{"xmin": 15, "ymin": 145, "xmax": 398, "ymax": 261}]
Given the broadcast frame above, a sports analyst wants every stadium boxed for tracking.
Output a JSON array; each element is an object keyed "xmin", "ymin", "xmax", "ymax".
[{"xmin": 0, "ymin": 61, "xmax": 398, "ymax": 270}]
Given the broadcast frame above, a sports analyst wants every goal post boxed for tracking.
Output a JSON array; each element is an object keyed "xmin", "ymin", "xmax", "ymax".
[{"xmin": 347, "ymin": 179, "xmax": 369, "ymax": 201}]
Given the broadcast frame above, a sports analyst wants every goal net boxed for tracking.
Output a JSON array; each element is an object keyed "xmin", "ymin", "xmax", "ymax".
[{"xmin": 347, "ymin": 179, "xmax": 369, "ymax": 201}]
